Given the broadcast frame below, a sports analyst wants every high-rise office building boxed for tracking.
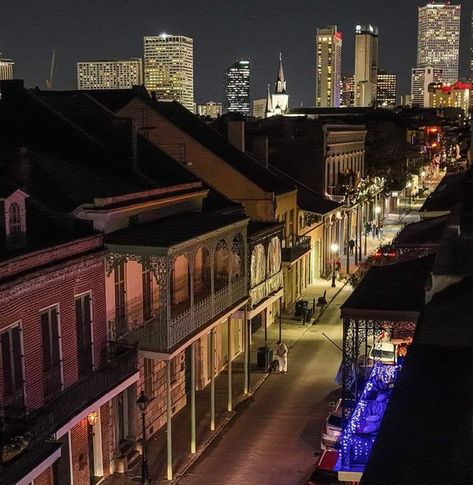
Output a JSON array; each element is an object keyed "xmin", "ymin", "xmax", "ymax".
[
  {"xmin": 76, "ymin": 58, "xmax": 142, "ymax": 90},
  {"xmin": 354, "ymin": 24, "xmax": 379, "ymax": 107},
  {"xmin": 417, "ymin": 1, "xmax": 461, "ymax": 83},
  {"xmin": 411, "ymin": 66, "xmax": 443, "ymax": 107},
  {"xmin": 144, "ymin": 34, "xmax": 194, "ymax": 111},
  {"xmin": 0, "ymin": 58, "xmax": 14, "ymax": 80},
  {"xmin": 225, "ymin": 59, "xmax": 250, "ymax": 115},
  {"xmin": 341, "ymin": 75, "xmax": 355, "ymax": 107},
  {"xmin": 376, "ymin": 70, "xmax": 397, "ymax": 108},
  {"xmin": 316, "ymin": 26, "xmax": 342, "ymax": 107}
]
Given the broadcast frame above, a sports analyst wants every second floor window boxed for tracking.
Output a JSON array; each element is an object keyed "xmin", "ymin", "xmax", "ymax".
[
  {"xmin": 75, "ymin": 293, "xmax": 93, "ymax": 378},
  {"xmin": 41, "ymin": 306, "xmax": 62, "ymax": 399},
  {"xmin": 1, "ymin": 325, "xmax": 24, "ymax": 406},
  {"xmin": 142, "ymin": 267, "xmax": 153, "ymax": 321},
  {"xmin": 114, "ymin": 262, "xmax": 126, "ymax": 334}
]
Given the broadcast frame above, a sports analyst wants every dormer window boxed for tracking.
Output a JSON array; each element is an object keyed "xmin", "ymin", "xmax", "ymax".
[
  {"xmin": 1, "ymin": 189, "xmax": 28, "ymax": 250},
  {"xmin": 9, "ymin": 202, "xmax": 22, "ymax": 235}
]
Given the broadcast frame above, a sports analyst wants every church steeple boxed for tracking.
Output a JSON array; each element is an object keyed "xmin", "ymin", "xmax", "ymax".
[{"xmin": 275, "ymin": 53, "xmax": 287, "ymax": 94}]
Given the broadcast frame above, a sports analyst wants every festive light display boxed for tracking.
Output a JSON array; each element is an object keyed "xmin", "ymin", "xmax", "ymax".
[{"xmin": 340, "ymin": 362, "xmax": 401, "ymax": 470}]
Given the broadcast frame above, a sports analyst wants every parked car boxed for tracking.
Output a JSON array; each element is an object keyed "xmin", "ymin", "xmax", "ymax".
[
  {"xmin": 321, "ymin": 399, "xmax": 342, "ymax": 450},
  {"xmin": 307, "ymin": 449, "xmax": 340, "ymax": 485}
]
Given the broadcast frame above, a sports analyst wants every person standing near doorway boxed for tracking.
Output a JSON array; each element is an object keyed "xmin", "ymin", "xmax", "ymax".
[{"xmin": 276, "ymin": 340, "xmax": 288, "ymax": 374}]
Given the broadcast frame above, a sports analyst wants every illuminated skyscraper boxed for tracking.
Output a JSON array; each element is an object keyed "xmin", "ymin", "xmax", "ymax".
[
  {"xmin": 376, "ymin": 70, "xmax": 397, "ymax": 108},
  {"xmin": 417, "ymin": 1, "xmax": 461, "ymax": 83},
  {"xmin": 354, "ymin": 24, "xmax": 378, "ymax": 107},
  {"xmin": 0, "ymin": 58, "xmax": 14, "ymax": 80},
  {"xmin": 225, "ymin": 59, "xmax": 250, "ymax": 115},
  {"xmin": 341, "ymin": 74, "xmax": 355, "ymax": 107},
  {"xmin": 144, "ymin": 34, "xmax": 194, "ymax": 111},
  {"xmin": 411, "ymin": 66, "xmax": 443, "ymax": 107},
  {"xmin": 76, "ymin": 59, "xmax": 142, "ymax": 90},
  {"xmin": 316, "ymin": 26, "xmax": 342, "ymax": 107}
]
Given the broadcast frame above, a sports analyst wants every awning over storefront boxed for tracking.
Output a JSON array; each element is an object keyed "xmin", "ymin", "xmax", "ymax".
[{"xmin": 341, "ymin": 254, "xmax": 436, "ymax": 321}]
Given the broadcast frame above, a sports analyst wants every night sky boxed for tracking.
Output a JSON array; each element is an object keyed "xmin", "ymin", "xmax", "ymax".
[{"xmin": 2, "ymin": 0, "xmax": 472, "ymax": 106}]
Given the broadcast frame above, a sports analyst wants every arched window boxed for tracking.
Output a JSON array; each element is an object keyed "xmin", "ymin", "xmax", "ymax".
[
  {"xmin": 230, "ymin": 234, "xmax": 244, "ymax": 283},
  {"xmin": 250, "ymin": 244, "xmax": 266, "ymax": 288},
  {"xmin": 8, "ymin": 203, "xmax": 21, "ymax": 235},
  {"xmin": 194, "ymin": 248, "xmax": 211, "ymax": 303},
  {"xmin": 171, "ymin": 255, "xmax": 191, "ymax": 317},
  {"xmin": 214, "ymin": 239, "xmax": 229, "ymax": 292},
  {"xmin": 267, "ymin": 236, "xmax": 282, "ymax": 276}
]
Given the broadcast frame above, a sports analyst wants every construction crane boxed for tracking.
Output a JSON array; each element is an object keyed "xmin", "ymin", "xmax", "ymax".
[{"xmin": 45, "ymin": 49, "xmax": 56, "ymax": 90}]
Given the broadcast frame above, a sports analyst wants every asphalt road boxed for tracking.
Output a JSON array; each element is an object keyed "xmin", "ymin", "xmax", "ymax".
[{"xmin": 179, "ymin": 286, "xmax": 351, "ymax": 485}]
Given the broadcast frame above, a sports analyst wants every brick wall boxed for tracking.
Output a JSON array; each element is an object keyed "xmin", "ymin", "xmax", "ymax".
[
  {"xmin": 70, "ymin": 420, "xmax": 90, "ymax": 485},
  {"xmin": 0, "ymin": 250, "xmax": 107, "ymax": 408},
  {"xmin": 136, "ymin": 355, "xmax": 187, "ymax": 440},
  {"xmin": 33, "ymin": 466, "xmax": 54, "ymax": 485}
]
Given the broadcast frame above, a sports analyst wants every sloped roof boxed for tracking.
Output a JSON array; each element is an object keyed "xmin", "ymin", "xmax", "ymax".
[
  {"xmin": 148, "ymin": 101, "xmax": 294, "ymax": 195},
  {"xmin": 106, "ymin": 211, "xmax": 248, "ymax": 249},
  {"xmin": 362, "ymin": 277, "xmax": 473, "ymax": 484},
  {"xmin": 419, "ymin": 172, "xmax": 464, "ymax": 214},
  {"xmin": 361, "ymin": 344, "xmax": 473, "ymax": 485},
  {"xmin": 393, "ymin": 215, "xmax": 449, "ymax": 248},
  {"xmin": 269, "ymin": 165, "xmax": 341, "ymax": 215},
  {"xmin": 340, "ymin": 254, "xmax": 436, "ymax": 319}
]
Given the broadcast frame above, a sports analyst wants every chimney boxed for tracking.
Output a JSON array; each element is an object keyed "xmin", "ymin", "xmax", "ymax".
[
  {"xmin": 227, "ymin": 119, "xmax": 245, "ymax": 152},
  {"xmin": 249, "ymin": 134, "xmax": 269, "ymax": 168}
]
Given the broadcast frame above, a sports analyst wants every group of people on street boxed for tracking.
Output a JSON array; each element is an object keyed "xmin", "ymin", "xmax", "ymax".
[{"xmin": 365, "ymin": 220, "xmax": 384, "ymax": 240}]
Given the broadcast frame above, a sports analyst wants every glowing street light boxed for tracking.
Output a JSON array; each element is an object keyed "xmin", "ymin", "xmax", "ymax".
[{"xmin": 330, "ymin": 243, "xmax": 339, "ymax": 288}]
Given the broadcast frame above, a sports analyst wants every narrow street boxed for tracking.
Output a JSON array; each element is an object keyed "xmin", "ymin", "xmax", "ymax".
[{"xmin": 179, "ymin": 286, "xmax": 351, "ymax": 485}]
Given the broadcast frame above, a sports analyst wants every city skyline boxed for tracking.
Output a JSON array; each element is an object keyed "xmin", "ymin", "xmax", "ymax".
[{"xmin": 1, "ymin": 0, "xmax": 473, "ymax": 106}]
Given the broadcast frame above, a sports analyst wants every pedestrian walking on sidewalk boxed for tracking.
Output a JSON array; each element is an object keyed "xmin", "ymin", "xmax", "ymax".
[
  {"xmin": 349, "ymin": 239, "xmax": 355, "ymax": 255},
  {"xmin": 276, "ymin": 340, "xmax": 288, "ymax": 374}
]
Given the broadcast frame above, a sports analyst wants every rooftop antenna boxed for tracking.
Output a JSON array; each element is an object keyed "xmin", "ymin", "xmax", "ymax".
[{"xmin": 45, "ymin": 49, "xmax": 56, "ymax": 90}]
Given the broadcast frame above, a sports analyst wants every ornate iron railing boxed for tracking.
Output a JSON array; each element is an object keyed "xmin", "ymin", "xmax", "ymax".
[
  {"xmin": 0, "ymin": 408, "xmax": 58, "ymax": 484},
  {"xmin": 121, "ymin": 276, "xmax": 248, "ymax": 352},
  {"xmin": 249, "ymin": 270, "xmax": 283, "ymax": 308},
  {"xmin": 281, "ymin": 236, "xmax": 311, "ymax": 263}
]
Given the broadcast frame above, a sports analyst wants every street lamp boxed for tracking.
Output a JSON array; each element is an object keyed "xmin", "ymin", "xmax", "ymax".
[
  {"xmin": 136, "ymin": 391, "xmax": 151, "ymax": 484},
  {"xmin": 420, "ymin": 170, "xmax": 426, "ymax": 190},
  {"xmin": 330, "ymin": 243, "xmax": 339, "ymax": 288}
]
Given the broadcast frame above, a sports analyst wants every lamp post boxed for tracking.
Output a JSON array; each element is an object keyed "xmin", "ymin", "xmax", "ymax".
[
  {"xmin": 87, "ymin": 412, "xmax": 98, "ymax": 484},
  {"xmin": 374, "ymin": 205, "xmax": 381, "ymax": 223},
  {"xmin": 406, "ymin": 181, "xmax": 412, "ymax": 213},
  {"xmin": 330, "ymin": 243, "xmax": 339, "ymax": 288},
  {"xmin": 136, "ymin": 391, "xmax": 151, "ymax": 484}
]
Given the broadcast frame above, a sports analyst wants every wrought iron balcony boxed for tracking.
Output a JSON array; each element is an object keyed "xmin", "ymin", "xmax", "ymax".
[
  {"xmin": 117, "ymin": 276, "xmax": 248, "ymax": 353},
  {"xmin": 249, "ymin": 270, "xmax": 283, "ymax": 308},
  {"xmin": 281, "ymin": 236, "xmax": 311, "ymax": 263},
  {"xmin": 0, "ymin": 344, "xmax": 137, "ymax": 484},
  {"xmin": 0, "ymin": 407, "xmax": 59, "ymax": 485},
  {"xmin": 40, "ymin": 343, "xmax": 137, "ymax": 431}
]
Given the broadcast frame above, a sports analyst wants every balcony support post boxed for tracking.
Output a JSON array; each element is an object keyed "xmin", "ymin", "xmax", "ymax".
[
  {"xmin": 190, "ymin": 342, "xmax": 196, "ymax": 453},
  {"xmin": 227, "ymin": 317, "xmax": 233, "ymax": 412},
  {"xmin": 243, "ymin": 307, "xmax": 250, "ymax": 395},
  {"xmin": 166, "ymin": 360, "xmax": 173, "ymax": 481},
  {"xmin": 210, "ymin": 327, "xmax": 216, "ymax": 431}
]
